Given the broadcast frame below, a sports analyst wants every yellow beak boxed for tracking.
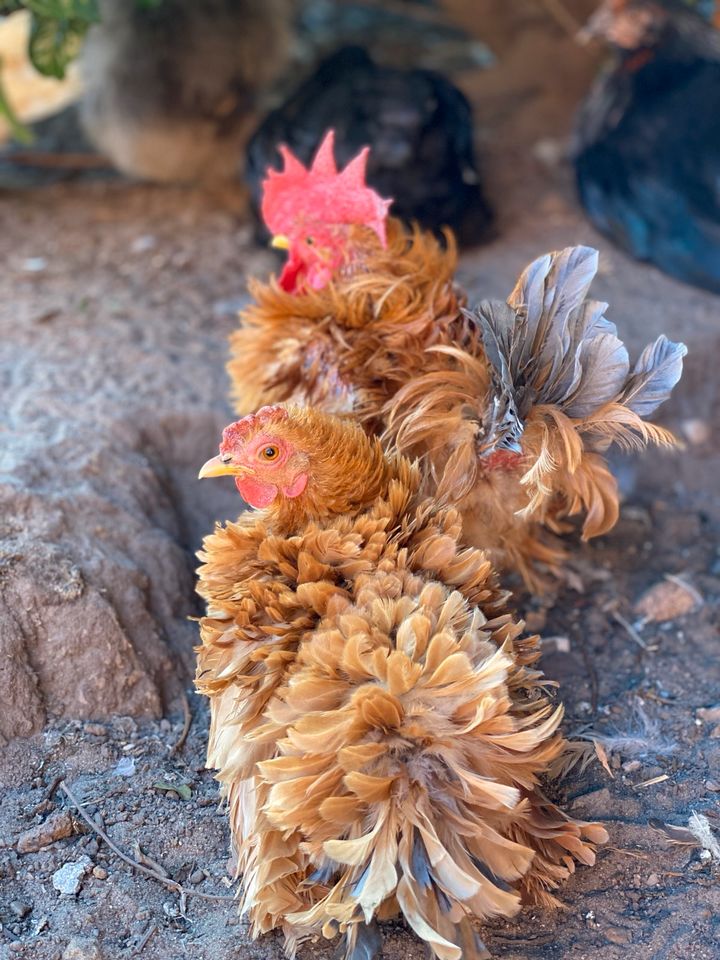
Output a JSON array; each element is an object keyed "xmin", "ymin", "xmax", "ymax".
[
  {"xmin": 270, "ymin": 234, "xmax": 290, "ymax": 251},
  {"xmin": 198, "ymin": 456, "xmax": 249, "ymax": 480}
]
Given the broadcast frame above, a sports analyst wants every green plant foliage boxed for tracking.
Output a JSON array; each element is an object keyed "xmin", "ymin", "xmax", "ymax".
[
  {"xmin": 0, "ymin": 63, "xmax": 33, "ymax": 142},
  {"xmin": 24, "ymin": 0, "xmax": 100, "ymax": 79},
  {"xmin": 0, "ymin": 0, "xmax": 104, "ymax": 138}
]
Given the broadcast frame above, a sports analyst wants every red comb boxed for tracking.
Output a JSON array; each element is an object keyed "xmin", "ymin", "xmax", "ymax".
[
  {"xmin": 220, "ymin": 406, "xmax": 288, "ymax": 452},
  {"xmin": 261, "ymin": 130, "xmax": 393, "ymax": 244}
]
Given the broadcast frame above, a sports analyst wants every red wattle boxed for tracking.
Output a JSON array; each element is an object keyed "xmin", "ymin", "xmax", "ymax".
[
  {"xmin": 279, "ymin": 253, "xmax": 304, "ymax": 293},
  {"xmin": 235, "ymin": 477, "xmax": 278, "ymax": 509}
]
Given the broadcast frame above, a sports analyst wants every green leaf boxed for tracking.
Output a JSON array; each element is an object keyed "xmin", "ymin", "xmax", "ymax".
[
  {"xmin": 152, "ymin": 780, "xmax": 192, "ymax": 801},
  {"xmin": 24, "ymin": 0, "xmax": 99, "ymax": 21},
  {"xmin": 0, "ymin": 60, "xmax": 33, "ymax": 143},
  {"xmin": 28, "ymin": 11, "xmax": 92, "ymax": 78}
]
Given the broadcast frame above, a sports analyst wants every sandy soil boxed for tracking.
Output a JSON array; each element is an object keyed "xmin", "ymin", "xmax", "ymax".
[{"xmin": 1, "ymin": 2, "xmax": 719, "ymax": 958}]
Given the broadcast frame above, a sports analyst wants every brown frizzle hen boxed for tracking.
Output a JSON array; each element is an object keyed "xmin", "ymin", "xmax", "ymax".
[{"xmin": 195, "ymin": 404, "xmax": 607, "ymax": 960}]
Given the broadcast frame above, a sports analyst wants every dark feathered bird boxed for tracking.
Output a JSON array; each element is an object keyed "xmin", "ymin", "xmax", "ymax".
[
  {"xmin": 574, "ymin": 0, "xmax": 720, "ymax": 293},
  {"xmin": 245, "ymin": 46, "xmax": 493, "ymax": 247}
]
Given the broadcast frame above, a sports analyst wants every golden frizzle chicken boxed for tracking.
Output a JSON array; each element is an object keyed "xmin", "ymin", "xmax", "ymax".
[
  {"xmin": 195, "ymin": 404, "xmax": 607, "ymax": 960},
  {"xmin": 229, "ymin": 136, "xmax": 685, "ymax": 587},
  {"xmin": 228, "ymin": 129, "xmax": 466, "ymax": 422}
]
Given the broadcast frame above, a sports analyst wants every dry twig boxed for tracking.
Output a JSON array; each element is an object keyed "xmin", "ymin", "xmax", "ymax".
[
  {"xmin": 613, "ymin": 611, "xmax": 648, "ymax": 650},
  {"xmin": 133, "ymin": 924, "xmax": 157, "ymax": 956},
  {"xmin": 169, "ymin": 687, "xmax": 193, "ymax": 757},
  {"xmin": 59, "ymin": 781, "xmax": 234, "ymax": 903}
]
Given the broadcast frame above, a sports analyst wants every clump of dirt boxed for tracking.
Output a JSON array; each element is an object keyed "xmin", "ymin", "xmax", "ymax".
[{"xmin": 1, "ymin": 1, "xmax": 719, "ymax": 957}]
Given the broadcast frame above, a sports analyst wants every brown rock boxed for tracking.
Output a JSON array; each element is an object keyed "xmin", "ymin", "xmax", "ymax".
[
  {"xmin": 62, "ymin": 937, "xmax": 102, "ymax": 960},
  {"xmin": 634, "ymin": 578, "xmax": 702, "ymax": 623},
  {"xmin": 17, "ymin": 812, "xmax": 73, "ymax": 854},
  {"xmin": 697, "ymin": 705, "xmax": 720, "ymax": 724},
  {"xmin": 605, "ymin": 927, "xmax": 632, "ymax": 945},
  {"xmin": 524, "ymin": 609, "xmax": 547, "ymax": 632}
]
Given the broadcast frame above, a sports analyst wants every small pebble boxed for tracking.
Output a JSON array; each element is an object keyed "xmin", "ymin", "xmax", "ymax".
[
  {"xmin": 9, "ymin": 900, "xmax": 31, "ymax": 918},
  {"xmin": 605, "ymin": 927, "xmax": 632, "ymax": 945},
  {"xmin": 647, "ymin": 872, "xmax": 660, "ymax": 886},
  {"xmin": 697, "ymin": 705, "xmax": 720, "ymax": 723},
  {"xmin": 705, "ymin": 779, "xmax": 720, "ymax": 792},
  {"xmin": 22, "ymin": 257, "xmax": 48, "ymax": 273},
  {"xmin": 112, "ymin": 756, "xmax": 136, "ymax": 778},
  {"xmin": 131, "ymin": 234, "xmax": 157, "ymax": 254},
  {"xmin": 681, "ymin": 419, "xmax": 710, "ymax": 445},
  {"xmin": 524, "ymin": 609, "xmax": 547, "ymax": 632},
  {"xmin": 543, "ymin": 635, "xmax": 570, "ymax": 653},
  {"xmin": 635, "ymin": 579, "xmax": 701, "ymax": 623},
  {"xmin": 92, "ymin": 866, "xmax": 108, "ymax": 880},
  {"xmin": 84, "ymin": 723, "xmax": 108, "ymax": 737},
  {"xmin": 189, "ymin": 868, "xmax": 205, "ymax": 885},
  {"xmin": 62, "ymin": 936, "xmax": 102, "ymax": 960},
  {"xmin": 52, "ymin": 856, "xmax": 92, "ymax": 896},
  {"xmin": 84, "ymin": 838, "xmax": 99, "ymax": 858}
]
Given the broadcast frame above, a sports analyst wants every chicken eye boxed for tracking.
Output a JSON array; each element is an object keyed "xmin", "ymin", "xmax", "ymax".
[{"xmin": 260, "ymin": 445, "xmax": 279, "ymax": 461}]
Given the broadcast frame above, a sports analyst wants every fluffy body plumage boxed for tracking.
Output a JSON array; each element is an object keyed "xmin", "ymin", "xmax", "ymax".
[
  {"xmin": 231, "ymin": 192, "xmax": 684, "ymax": 586},
  {"xmin": 574, "ymin": 0, "xmax": 720, "ymax": 292},
  {"xmin": 196, "ymin": 406, "xmax": 607, "ymax": 960}
]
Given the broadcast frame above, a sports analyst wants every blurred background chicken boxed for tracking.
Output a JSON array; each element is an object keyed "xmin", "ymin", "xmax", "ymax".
[
  {"xmin": 195, "ymin": 404, "xmax": 607, "ymax": 960},
  {"xmin": 79, "ymin": 0, "xmax": 293, "ymax": 183},
  {"xmin": 246, "ymin": 45, "xmax": 493, "ymax": 246},
  {"xmin": 229, "ymin": 135, "xmax": 686, "ymax": 588},
  {"xmin": 574, "ymin": 0, "xmax": 720, "ymax": 292}
]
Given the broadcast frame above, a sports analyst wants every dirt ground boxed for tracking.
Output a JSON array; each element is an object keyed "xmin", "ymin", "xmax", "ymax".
[{"xmin": 1, "ymin": 3, "xmax": 720, "ymax": 959}]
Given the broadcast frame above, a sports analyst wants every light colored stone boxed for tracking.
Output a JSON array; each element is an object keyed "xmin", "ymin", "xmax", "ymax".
[
  {"xmin": 52, "ymin": 856, "xmax": 92, "ymax": 896},
  {"xmin": 62, "ymin": 937, "xmax": 102, "ymax": 960}
]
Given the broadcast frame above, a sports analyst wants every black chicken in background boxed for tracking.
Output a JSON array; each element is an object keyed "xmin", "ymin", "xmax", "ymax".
[
  {"xmin": 573, "ymin": 0, "xmax": 720, "ymax": 294},
  {"xmin": 245, "ymin": 46, "xmax": 494, "ymax": 247}
]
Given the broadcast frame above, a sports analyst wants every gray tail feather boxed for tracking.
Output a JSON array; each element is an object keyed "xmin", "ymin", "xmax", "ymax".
[{"xmin": 468, "ymin": 245, "xmax": 686, "ymax": 451}]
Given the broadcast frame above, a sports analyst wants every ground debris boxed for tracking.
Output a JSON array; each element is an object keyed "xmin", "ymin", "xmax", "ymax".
[
  {"xmin": 52, "ymin": 855, "xmax": 92, "ymax": 895},
  {"xmin": 635, "ymin": 577, "xmax": 703, "ymax": 623},
  {"xmin": 16, "ymin": 811, "xmax": 73, "ymax": 853},
  {"xmin": 62, "ymin": 935, "xmax": 103, "ymax": 960}
]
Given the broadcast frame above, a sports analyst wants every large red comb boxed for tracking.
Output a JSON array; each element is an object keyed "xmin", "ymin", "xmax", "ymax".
[
  {"xmin": 220, "ymin": 405, "xmax": 288, "ymax": 453},
  {"xmin": 261, "ymin": 130, "xmax": 393, "ymax": 244}
]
